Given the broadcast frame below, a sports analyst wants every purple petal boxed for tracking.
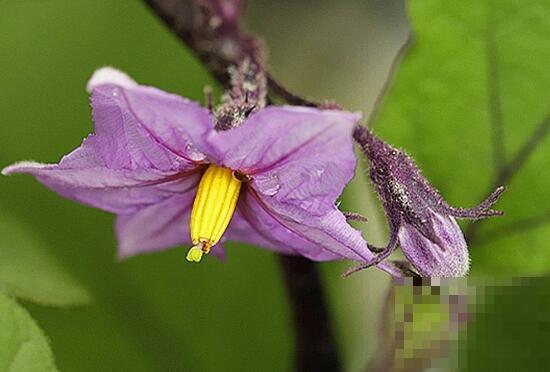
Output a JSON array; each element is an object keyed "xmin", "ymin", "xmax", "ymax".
[
  {"xmin": 206, "ymin": 106, "xmax": 360, "ymax": 215},
  {"xmin": 229, "ymin": 190, "xmax": 375, "ymax": 262},
  {"xmin": 208, "ymin": 106, "xmax": 371, "ymax": 262},
  {"xmin": 398, "ymin": 212, "xmax": 469, "ymax": 277},
  {"xmin": 116, "ymin": 194, "xmax": 192, "ymax": 258},
  {"xmin": 88, "ymin": 67, "xmax": 215, "ymax": 170},
  {"xmin": 116, "ymin": 191, "xmax": 227, "ymax": 260},
  {"xmin": 226, "ymin": 191, "xmax": 341, "ymax": 260},
  {"xmin": 3, "ymin": 67, "xmax": 214, "ymax": 214},
  {"xmin": 224, "ymin": 204, "xmax": 296, "ymax": 255},
  {"xmin": 2, "ymin": 160, "xmax": 201, "ymax": 214}
]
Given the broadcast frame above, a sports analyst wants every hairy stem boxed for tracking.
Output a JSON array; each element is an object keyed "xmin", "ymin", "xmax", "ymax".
[{"xmin": 279, "ymin": 255, "xmax": 342, "ymax": 372}]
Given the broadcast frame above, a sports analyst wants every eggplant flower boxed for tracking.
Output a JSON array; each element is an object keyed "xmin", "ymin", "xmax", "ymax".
[
  {"xmin": 352, "ymin": 126, "xmax": 505, "ymax": 277},
  {"xmin": 3, "ymin": 67, "xmax": 385, "ymax": 266}
]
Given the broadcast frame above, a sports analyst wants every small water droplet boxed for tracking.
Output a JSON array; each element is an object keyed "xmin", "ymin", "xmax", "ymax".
[
  {"xmin": 184, "ymin": 143, "xmax": 206, "ymax": 162},
  {"xmin": 263, "ymin": 184, "xmax": 280, "ymax": 196},
  {"xmin": 112, "ymin": 88, "xmax": 119, "ymax": 97},
  {"xmin": 255, "ymin": 174, "xmax": 280, "ymax": 196}
]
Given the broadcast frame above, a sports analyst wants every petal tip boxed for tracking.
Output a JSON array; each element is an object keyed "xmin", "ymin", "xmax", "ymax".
[
  {"xmin": 1, "ymin": 166, "xmax": 12, "ymax": 176},
  {"xmin": 115, "ymin": 224, "xmax": 137, "ymax": 261},
  {"xmin": 86, "ymin": 66, "xmax": 137, "ymax": 93},
  {"xmin": 115, "ymin": 248, "xmax": 133, "ymax": 261},
  {"xmin": 116, "ymin": 240, "xmax": 139, "ymax": 261},
  {"xmin": 1, "ymin": 160, "xmax": 44, "ymax": 176},
  {"xmin": 349, "ymin": 111, "xmax": 363, "ymax": 122}
]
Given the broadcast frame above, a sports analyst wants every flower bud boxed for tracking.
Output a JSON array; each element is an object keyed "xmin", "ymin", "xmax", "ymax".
[
  {"xmin": 398, "ymin": 212, "xmax": 469, "ymax": 277},
  {"xmin": 352, "ymin": 125, "xmax": 504, "ymax": 277}
]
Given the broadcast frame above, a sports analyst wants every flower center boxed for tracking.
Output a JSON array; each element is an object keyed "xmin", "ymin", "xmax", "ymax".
[{"xmin": 187, "ymin": 164, "xmax": 242, "ymax": 262}]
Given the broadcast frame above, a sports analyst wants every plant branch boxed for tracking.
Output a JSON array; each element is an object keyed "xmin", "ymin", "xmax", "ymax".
[
  {"xmin": 280, "ymin": 256, "xmax": 342, "ymax": 372},
  {"xmin": 143, "ymin": 0, "xmax": 243, "ymax": 84},
  {"xmin": 267, "ymin": 74, "xmax": 320, "ymax": 107}
]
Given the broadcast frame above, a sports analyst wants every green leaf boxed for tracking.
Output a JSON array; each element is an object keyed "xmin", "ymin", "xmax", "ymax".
[
  {"xmin": 458, "ymin": 278, "xmax": 550, "ymax": 371},
  {"xmin": 373, "ymin": 0, "xmax": 550, "ymax": 275},
  {"xmin": 0, "ymin": 215, "xmax": 91, "ymax": 306},
  {"xmin": 0, "ymin": 292, "xmax": 58, "ymax": 372}
]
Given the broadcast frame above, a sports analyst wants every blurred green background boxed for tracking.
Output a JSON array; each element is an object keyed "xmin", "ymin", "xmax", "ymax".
[{"xmin": 0, "ymin": 0, "xmax": 549, "ymax": 371}]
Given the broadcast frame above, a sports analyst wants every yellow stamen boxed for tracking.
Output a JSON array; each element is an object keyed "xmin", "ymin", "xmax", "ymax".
[
  {"xmin": 187, "ymin": 164, "xmax": 242, "ymax": 262},
  {"xmin": 186, "ymin": 245, "xmax": 204, "ymax": 262}
]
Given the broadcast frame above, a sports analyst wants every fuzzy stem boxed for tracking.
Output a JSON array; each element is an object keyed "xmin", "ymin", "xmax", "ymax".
[{"xmin": 279, "ymin": 255, "xmax": 342, "ymax": 372}]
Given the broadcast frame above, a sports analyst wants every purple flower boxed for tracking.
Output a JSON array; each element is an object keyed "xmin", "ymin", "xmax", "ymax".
[
  {"xmin": 2, "ymin": 67, "xmax": 386, "ymax": 266},
  {"xmin": 351, "ymin": 126, "xmax": 504, "ymax": 277}
]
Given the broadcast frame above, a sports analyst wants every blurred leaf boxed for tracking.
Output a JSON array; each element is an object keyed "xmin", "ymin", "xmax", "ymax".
[
  {"xmin": 0, "ymin": 292, "xmax": 58, "ymax": 372},
  {"xmin": 0, "ymin": 215, "xmax": 91, "ymax": 306},
  {"xmin": 458, "ymin": 278, "xmax": 550, "ymax": 371},
  {"xmin": 374, "ymin": 0, "xmax": 550, "ymax": 275}
]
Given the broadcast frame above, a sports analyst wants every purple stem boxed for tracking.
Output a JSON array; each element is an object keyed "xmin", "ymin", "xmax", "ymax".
[{"xmin": 280, "ymin": 255, "xmax": 342, "ymax": 372}]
